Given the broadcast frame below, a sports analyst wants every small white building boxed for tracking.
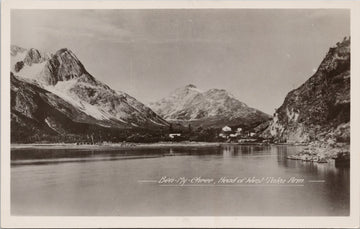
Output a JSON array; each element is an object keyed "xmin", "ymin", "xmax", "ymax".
[
  {"xmin": 222, "ymin": 126, "xmax": 232, "ymax": 132},
  {"xmin": 169, "ymin": 133, "xmax": 181, "ymax": 139}
]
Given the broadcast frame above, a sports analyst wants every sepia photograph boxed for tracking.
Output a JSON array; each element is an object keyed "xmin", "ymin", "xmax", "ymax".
[{"xmin": 1, "ymin": 0, "xmax": 360, "ymax": 228}]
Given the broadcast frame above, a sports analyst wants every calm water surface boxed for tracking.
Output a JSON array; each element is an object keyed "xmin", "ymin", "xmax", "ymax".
[{"xmin": 11, "ymin": 145, "xmax": 349, "ymax": 216}]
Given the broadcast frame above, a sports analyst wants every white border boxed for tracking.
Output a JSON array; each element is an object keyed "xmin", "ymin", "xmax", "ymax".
[{"xmin": 1, "ymin": 1, "xmax": 360, "ymax": 228}]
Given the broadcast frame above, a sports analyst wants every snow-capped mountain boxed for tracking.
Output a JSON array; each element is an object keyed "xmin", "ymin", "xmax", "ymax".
[
  {"xmin": 149, "ymin": 84, "xmax": 271, "ymax": 128},
  {"xmin": 10, "ymin": 45, "xmax": 168, "ymax": 141}
]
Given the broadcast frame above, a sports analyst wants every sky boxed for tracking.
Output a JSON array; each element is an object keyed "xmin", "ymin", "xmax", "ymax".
[{"xmin": 11, "ymin": 9, "xmax": 350, "ymax": 114}]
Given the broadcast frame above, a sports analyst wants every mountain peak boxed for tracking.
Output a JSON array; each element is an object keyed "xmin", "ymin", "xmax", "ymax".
[
  {"xmin": 57, "ymin": 48, "xmax": 70, "ymax": 53},
  {"xmin": 40, "ymin": 48, "xmax": 87, "ymax": 85},
  {"xmin": 54, "ymin": 48, "xmax": 83, "ymax": 66},
  {"xmin": 185, "ymin": 84, "xmax": 197, "ymax": 88},
  {"xmin": 56, "ymin": 48, "xmax": 75, "ymax": 56},
  {"xmin": 181, "ymin": 84, "xmax": 203, "ymax": 94},
  {"xmin": 24, "ymin": 48, "xmax": 44, "ymax": 65}
]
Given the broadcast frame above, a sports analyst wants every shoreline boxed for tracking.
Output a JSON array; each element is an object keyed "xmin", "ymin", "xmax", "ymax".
[
  {"xmin": 10, "ymin": 141, "xmax": 308, "ymax": 150},
  {"xmin": 11, "ymin": 141, "xmax": 223, "ymax": 150},
  {"xmin": 11, "ymin": 141, "xmax": 350, "ymax": 166},
  {"xmin": 10, "ymin": 141, "xmax": 312, "ymax": 150}
]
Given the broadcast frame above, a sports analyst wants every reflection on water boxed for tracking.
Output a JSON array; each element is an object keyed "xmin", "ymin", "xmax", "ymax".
[{"xmin": 11, "ymin": 144, "xmax": 349, "ymax": 216}]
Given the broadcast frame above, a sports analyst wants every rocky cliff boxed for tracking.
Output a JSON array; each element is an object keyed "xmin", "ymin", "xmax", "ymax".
[{"xmin": 263, "ymin": 37, "xmax": 350, "ymax": 144}]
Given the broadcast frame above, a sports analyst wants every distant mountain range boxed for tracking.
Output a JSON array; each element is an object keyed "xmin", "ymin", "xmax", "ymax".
[
  {"xmin": 10, "ymin": 37, "xmax": 350, "ymax": 144},
  {"xmin": 262, "ymin": 37, "xmax": 350, "ymax": 143},
  {"xmin": 149, "ymin": 84, "xmax": 271, "ymax": 129}
]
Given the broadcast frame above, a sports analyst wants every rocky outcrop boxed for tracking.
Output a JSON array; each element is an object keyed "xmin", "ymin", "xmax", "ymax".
[
  {"xmin": 150, "ymin": 84, "xmax": 271, "ymax": 129},
  {"xmin": 23, "ymin": 48, "xmax": 47, "ymax": 66},
  {"xmin": 14, "ymin": 61, "xmax": 24, "ymax": 72},
  {"xmin": 286, "ymin": 141, "xmax": 349, "ymax": 164},
  {"xmin": 40, "ymin": 48, "xmax": 88, "ymax": 85},
  {"xmin": 263, "ymin": 37, "xmax": 350, "ymax": 144}
]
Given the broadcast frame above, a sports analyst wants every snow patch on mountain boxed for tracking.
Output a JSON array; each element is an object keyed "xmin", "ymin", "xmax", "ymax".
[
  {"xmin": 44, "ymin": 80, "xmax": 110, "ymax": 121},
  {"xmin": 149, "ymin": 119, "xmax": 166, "ymax": 126},
  {"xmin": 15, "ymin": 62, "xmax": 47, "ymax": 80}
]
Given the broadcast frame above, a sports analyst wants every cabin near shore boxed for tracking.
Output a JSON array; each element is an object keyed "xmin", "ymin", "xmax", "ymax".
[
  {"xmin": 219, "ymin": 125, "xmax": 258, "ymax": 142},
  {"xmin": 169, "ymin": 133, "xmax": 182, "ymax": 140}
]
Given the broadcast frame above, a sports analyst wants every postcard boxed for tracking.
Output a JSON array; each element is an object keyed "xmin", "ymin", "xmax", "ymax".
[{"xmin": 1, "ymin": 0, "xmax": 359, "ymax": 227}]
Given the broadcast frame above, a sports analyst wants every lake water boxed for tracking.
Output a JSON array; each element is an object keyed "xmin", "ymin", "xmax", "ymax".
[{"xmin": 11, "ymin": 144, "xmax": 350, "ymax": 216}]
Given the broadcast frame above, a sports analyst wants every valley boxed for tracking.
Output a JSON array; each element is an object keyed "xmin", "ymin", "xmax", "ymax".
[{"xmin": 10, "ymin": 37, "xmax": 351, "ymax": 164}]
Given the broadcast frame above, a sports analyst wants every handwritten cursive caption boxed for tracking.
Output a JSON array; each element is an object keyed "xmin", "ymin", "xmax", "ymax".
[{"xmin": 150, "ymin": 176, "xmax": 306, "ymax": 186}]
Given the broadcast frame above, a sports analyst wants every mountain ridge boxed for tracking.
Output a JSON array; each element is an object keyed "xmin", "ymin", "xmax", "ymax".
[{"xmin": 11, "ymin": 45, "xmax": 169, "ymax": 142}]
